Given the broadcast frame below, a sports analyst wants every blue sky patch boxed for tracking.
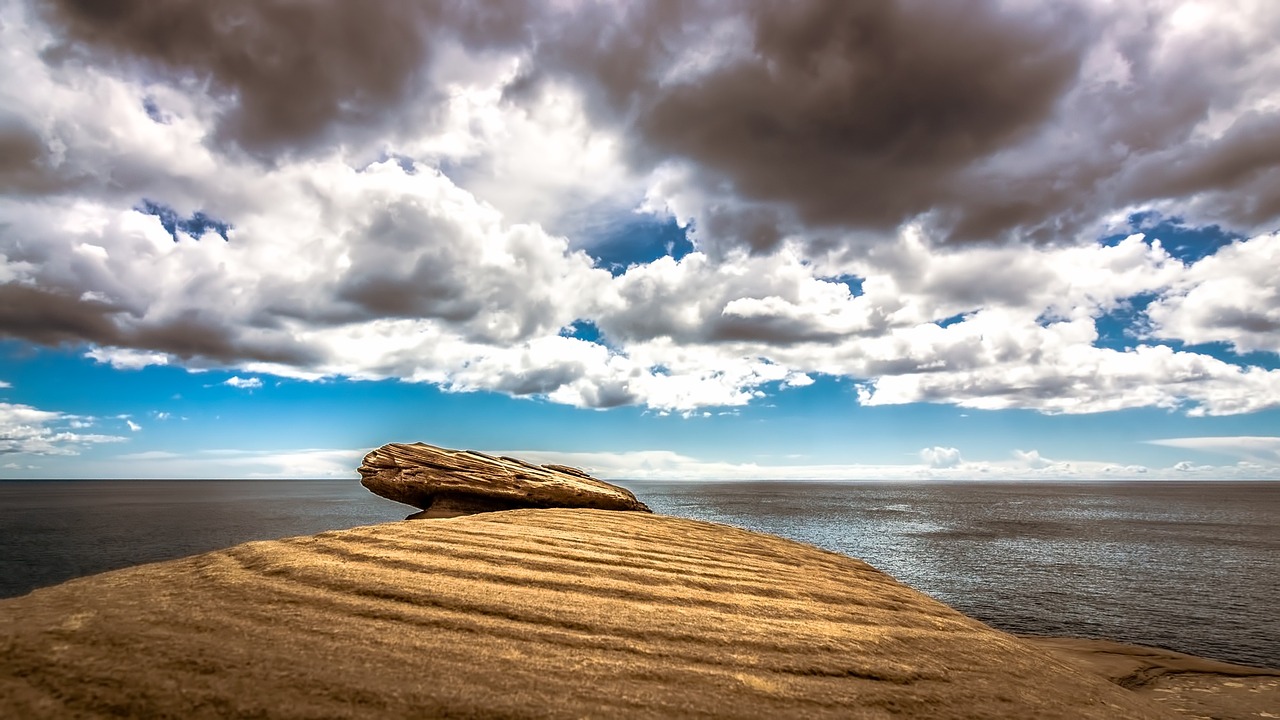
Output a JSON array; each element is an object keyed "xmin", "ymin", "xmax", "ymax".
[
  {"xmin": 1093, "ymin": 293, "xmax": 1158, "ymax": 351},
  {"xmin": 585, "ymin": 216, "xmax": 694, "ymax": 276},
  {"xmin": 141, "ymin": 96, "xmax": 169, "ymax": 124},
  {"xmin": 1102, "ymin": 213, "xmax": 1243, "ymax": 263},
  {"xmin": 561, "ymin": 320, "xmax": 606, "ymax": 346},
  {"xmin": 135, "ymin": 200, "xmax": 233, "ymax": 242},
  {"xmin": 819, "ymin": 274, "xmax": 865, "ymax": 297}
]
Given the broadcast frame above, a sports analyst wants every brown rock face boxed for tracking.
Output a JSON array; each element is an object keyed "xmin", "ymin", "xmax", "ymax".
[
  {"xmin": 358, "ymin": 442, "xmax": 651, "ymax": 517},
  {"xmin": 1023, "ymin": 637, "xmax": 1280, "ymax": 720},
  {"xmin": 0, "ymin": 510, "xmax": 1176, "ymax": 719}
]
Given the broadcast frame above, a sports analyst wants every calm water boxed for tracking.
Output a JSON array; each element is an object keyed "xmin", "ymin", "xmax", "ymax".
[
  {"xmin": 1, "ymin": 479, "xmax": 1276, "ymax": 668},
  {"xmin": 627, "ymin": 480, "xmax": 1280, "ymax": 669},
  {"xmin": 0, "ymin": 480, "xmax": 407, "ymax": 599}
]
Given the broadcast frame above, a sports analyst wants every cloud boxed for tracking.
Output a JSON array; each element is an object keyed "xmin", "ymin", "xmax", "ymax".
[
  {"xmin": 496, "ymin": 448, "xmax": 1279, "ymax": 482},
  {"xmin": 35, "ymin": 0, "xmax": 533, "ymax": 159},
  {"xmin": 532, "ymin": 0, "xmax": 1280, "ymax": 251},
  {"xmin": 0, "ymin": 402, "xmax": 126, "ymax": 455},
  {"xmin": 1147, "ymin": 436, "xmax": 1280, "ymax": 464},
  {"xmin": 86, "ymin": 347, "xmax": 172, "ymax": 370},
  {"xmin": 109, "ymin": 447, "xmax": 366, "ymax": 479},
  {"xmin": 920, "ymin": 446, "xmax": 963, "ymax": 469},
  {"xmin": 125, "ymin": 419, "xmax": 141, "ymax": 432},
  {"xmin": 1103, "ymin": 464, "xmax": 1149, "ymax": 474},
  {"xmin": 115, "ymin": 450, "xmax": 180, "ymax": 461},
  {"xmin": 606, "ymin": 0, "xmax": 1085, "ymax": 244},
  {"xmin": 501, "ymin": 448, "xmax": 935, "ymax": 481},
  {"xmin": 1014, "ymin": 450, "xmax": 1055, "ymax": 470},
  {"xmin": 855, "ymin": 327, "xmax": 1280, "ymax": 416},
  {"xmin": 1, "ymin": 0, "xmax": 1279, "ymax": 421},
  {"xmin": 1147, "ymin": 232, "xmax": 1280, "ymax": 354},
  {"xmin": 223, "ymin": 376, "xmax": 263, "ymax": 390}
]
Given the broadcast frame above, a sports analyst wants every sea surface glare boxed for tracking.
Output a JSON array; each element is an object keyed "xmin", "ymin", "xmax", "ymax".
[{"xmin": 1, "ymin": 479, "xmax": 1276, "ymax": 668}]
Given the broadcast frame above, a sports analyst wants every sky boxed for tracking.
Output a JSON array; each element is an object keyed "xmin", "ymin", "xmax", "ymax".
[{"xmin": 1, "ymin": 0, "xmax": 1279, "ymax": 481}]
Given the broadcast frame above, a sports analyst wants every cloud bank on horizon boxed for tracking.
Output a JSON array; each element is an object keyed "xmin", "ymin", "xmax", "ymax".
[{"xmin": 2, "ymin": 0, "xmax": 1280, "ymax": 477}]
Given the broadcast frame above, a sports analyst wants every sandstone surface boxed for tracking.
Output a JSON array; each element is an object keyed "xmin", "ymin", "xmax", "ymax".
[
  {"xmin": 1024, "ymin": 636, "xmax": 1280, "ymax": 720},
  {"xmin": 0, "ymin": 509, "xmax": 1175, "ymax": 719},
  {"xmin": 358, "ymin": 442, "xmax": 651, "ymax": 517}
]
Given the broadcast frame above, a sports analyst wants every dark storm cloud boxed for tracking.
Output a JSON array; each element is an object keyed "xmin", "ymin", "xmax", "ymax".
[
  {"xmin": 0, "ymin": 284, "xmax": 123, "ymax": 346},
  {"xmin": 128, "ymin": 310, "xmax": 321, "ymax": 366},
  {"xmin": 0, "ymin": 113, "xmax": 48, "ymax": 193},
  {"xmin": 696, "ymin": 205, "xmax": 790, "ymax": 256},
  {"xmin": 642, "ymin": 1, "xmax": 1086, "ymax": 229},
  {"xmin": 1118, "ymin": 110, "xmax": 1280, "ymax": 225},
  {"xmin": 917, "ymin": 5, "xmax": 1280, "ymax": 246},
  {"xmin": 522, "ymin": 0, "xmax": 1091, "ymax": 249},
  {"xmin": 512, "ymin": 0, "xmax": 1280, "ymax": 250},
  {"xmin": 709, "ymin": 314, "xmax": 842, "ymax": 345},
  {"xmin": 32, "ymin": 0, "xmax": 1280, "ymax": 249},
  {"xmin": 0, "ymin": 283, "xmax": 317, "ymax": 366},
  {"xmin": 0, "ymin": 110, "xmax": 96, "ymax": 196},
  {"xmin": 39, "ymin": 0, "xmax": 532, "ymax": 158}
]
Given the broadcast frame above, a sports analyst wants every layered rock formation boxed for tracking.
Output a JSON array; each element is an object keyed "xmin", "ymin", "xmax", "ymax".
[
  {"xmin": 358, "ymin": 442, "xmax": 651, "ymax": 517},
  {"xmin": 0, "ymin": 509, "xmax": 1175, "ymax": 719},
  {"xmin": 1024, "ymin": 637, "xmax": 1280, "ymax": 720}
]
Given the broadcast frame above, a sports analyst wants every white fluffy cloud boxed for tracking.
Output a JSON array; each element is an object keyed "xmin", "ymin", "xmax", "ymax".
[
  {"xmin": 1147, "ymin": 233, "xmax": 1280, "ymax": 354},
  {"xmin": 0, "ymin": 402, "xmax": 125, "ymax": 456},
  {"xmin": 920, "ymin": 447, "xmax": 963, "ymax": 469},
  {"xmin": 855, "ymin": 318, "xmax": 1280, "ymax": 416}
]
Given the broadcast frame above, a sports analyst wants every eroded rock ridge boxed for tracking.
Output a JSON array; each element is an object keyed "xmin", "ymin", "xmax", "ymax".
[
  {"xmin": 358, "ymin": 441, "xmax": 651, "ymax": 517},
  {"xmin": 0, "ymin": 509, "xmax": 1175, "ymax": 719}
]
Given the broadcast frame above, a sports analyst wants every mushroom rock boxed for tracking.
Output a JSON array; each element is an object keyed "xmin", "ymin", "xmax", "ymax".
[{"xmin": 358, "ymin": 442, "xmax": 651, "ymax": 517}]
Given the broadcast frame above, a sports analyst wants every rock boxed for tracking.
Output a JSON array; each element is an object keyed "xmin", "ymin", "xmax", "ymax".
[
  {"xmin": 358, "ymin": 442, "xmax": 651, "ymax": 517},
  {"xmin": 1023, "ymin": 636, "xmax": 1280, "ymax": 720},
  {"xmin": 0, "ymin": 509, "xmax": 1176, "ymax": 719}
]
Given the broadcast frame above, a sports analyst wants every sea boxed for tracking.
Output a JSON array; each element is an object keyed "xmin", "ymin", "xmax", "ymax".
[{"xmin": 1, "ymin": 479, "xmax": 1276, "ymax": 669}]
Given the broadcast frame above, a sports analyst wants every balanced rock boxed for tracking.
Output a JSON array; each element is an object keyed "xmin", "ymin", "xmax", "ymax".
[{"xmin": 358, "ymin": 441, "xmax": 651, "ymax": 517}]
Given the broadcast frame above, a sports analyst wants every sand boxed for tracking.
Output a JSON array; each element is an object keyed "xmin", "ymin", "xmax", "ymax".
[{"xmin": 0, "ymin": 508, "xmax": 1240, "ymax": 718}]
